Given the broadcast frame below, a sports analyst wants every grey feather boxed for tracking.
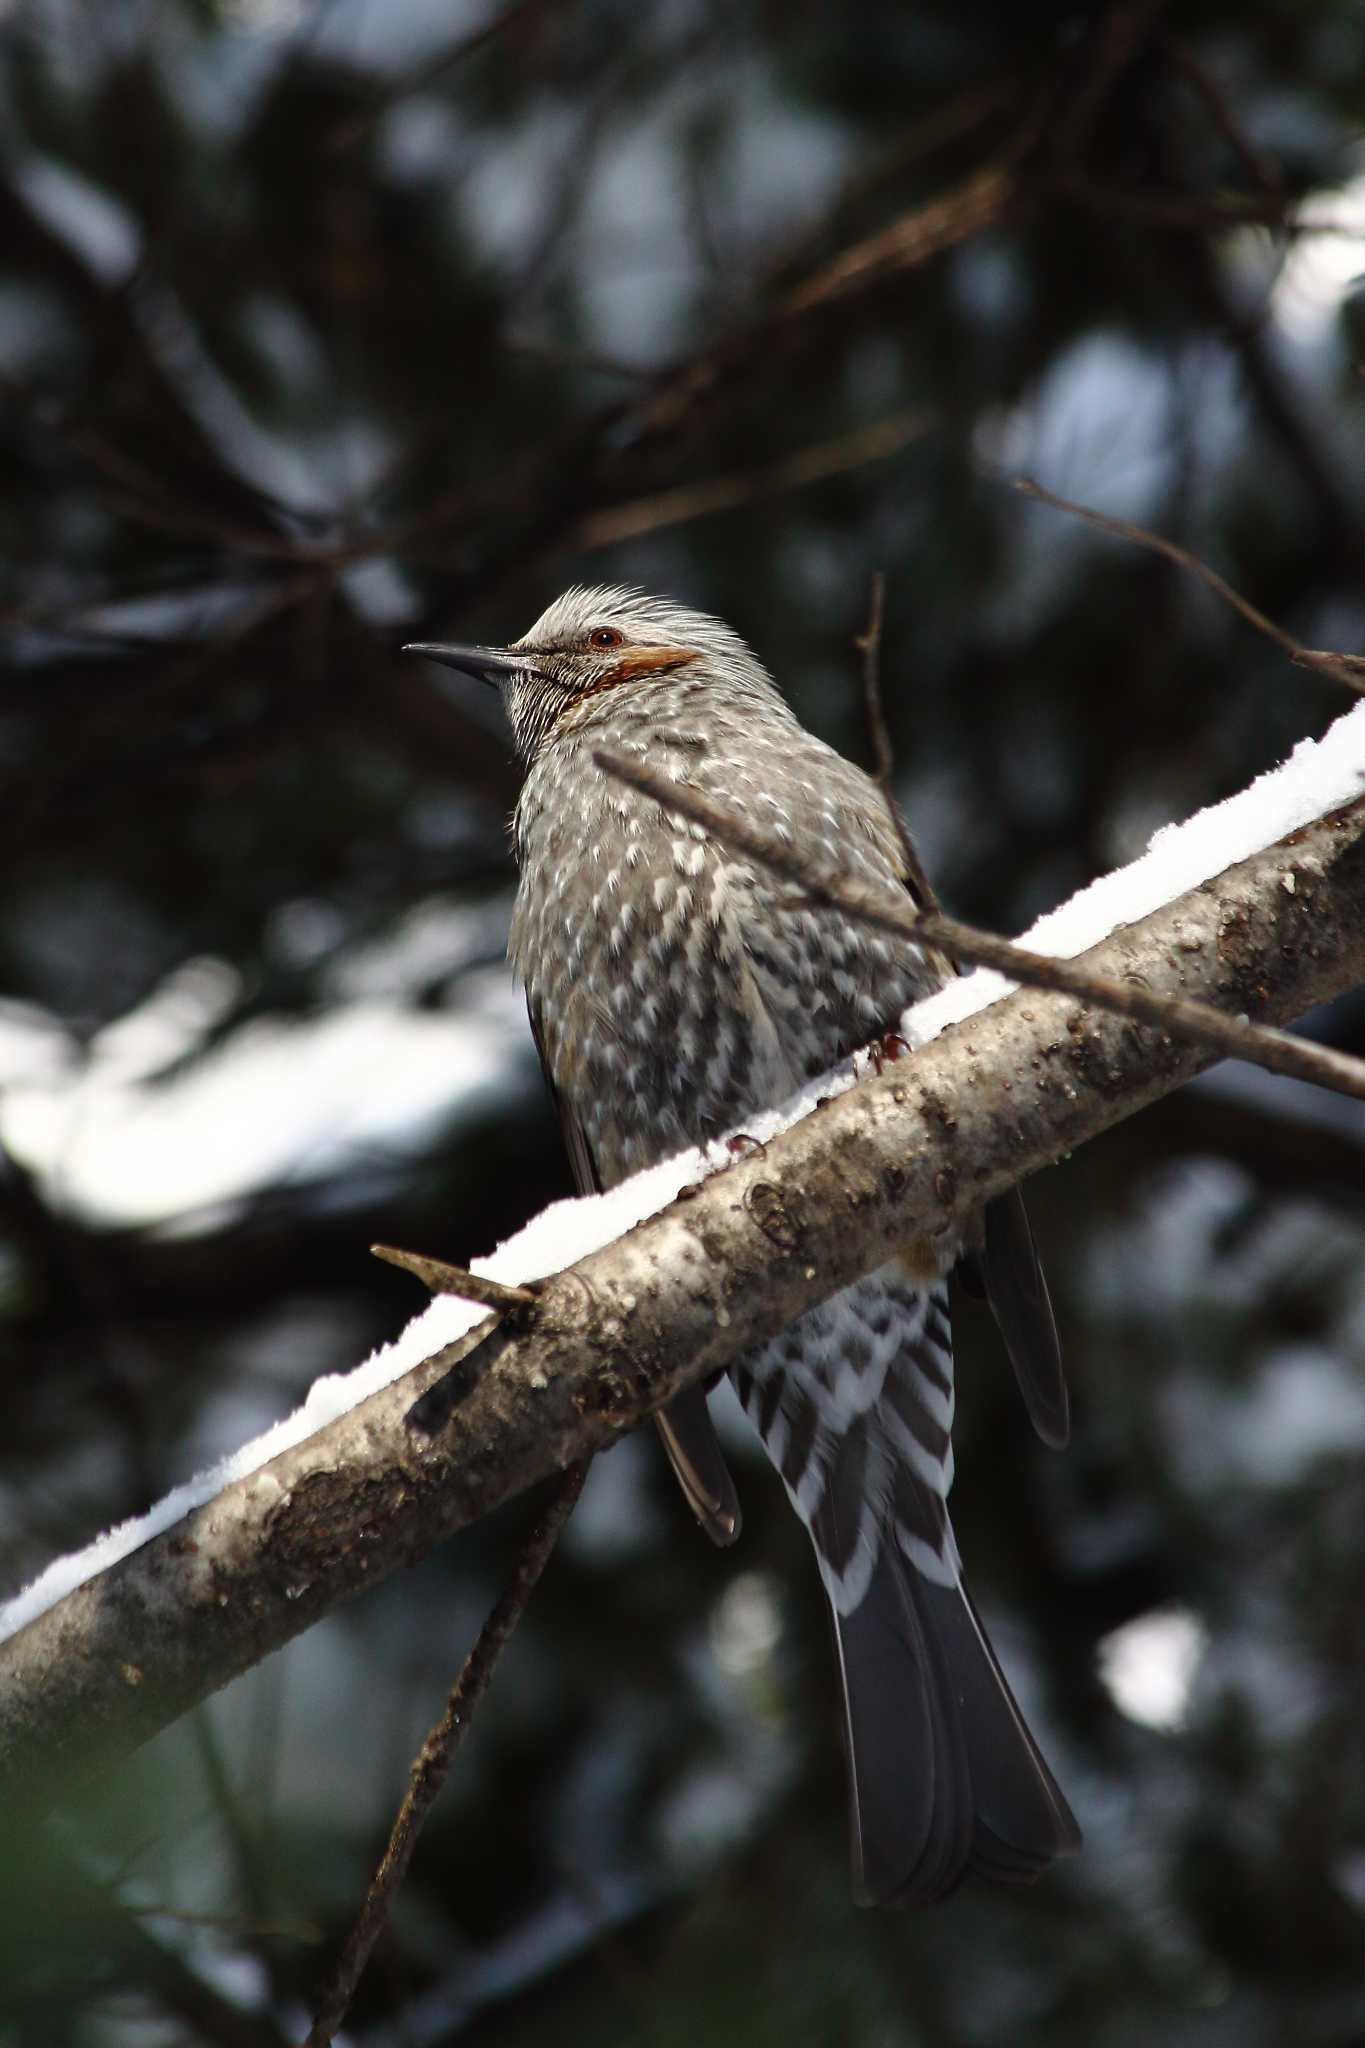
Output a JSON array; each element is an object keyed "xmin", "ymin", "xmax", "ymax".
[
  {"xmin": 981, "ymin": 1187, "xmax": 1070, "ymax": 1449},
  {"xmin": 525, "ymin": 994, "xmax": 741, "ymax": 1545}
]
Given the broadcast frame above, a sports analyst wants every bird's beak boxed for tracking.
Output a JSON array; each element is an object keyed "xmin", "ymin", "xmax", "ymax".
[{"xmin": 403, "ymin": 642, "xmax": 529, "ymax": 688}]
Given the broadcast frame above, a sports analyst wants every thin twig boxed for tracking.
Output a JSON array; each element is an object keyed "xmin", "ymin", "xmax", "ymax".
[
  {"xmin": 759, "ymin": 75, "xmax": 1023, "ymax": 295},
  {"xmin": 1163, "ymin": 34, "xmax": 1285, "ymax": 203},
  {"xmin": 1296, "ymin": 651, "xmax": 1365, "ymax": 684},
  {"xmin": 303, "ymin": 1460, "xmax": 588, "ymax": 2048},
  {"xmin": 1045, "ymin": 172, "xmax": 1299, "ymax": 232},
  {"xmin": 187, "ymin": 1707, "xmax": 283, "ymax": 2001},
  {"xmin": 129, "ymin": 1904, "xmax": 322, "ymax": 1942},
  {"xmin": 370, "ymin": 1242, "xmax": 539, "ymax": 1314},
  {"xmin": 1054, "ymin": 0, "xmax": 1170, "ymax": 162},
  {"xmin": 576, "ymin": 409, "xmax": 929, "ymax": 550},
  {"xmin": 88, "ymin": 1854, "xmax": 300, "ymax": 2048},
  {"xmin": 1048, "ymin": 174, "xmax": 1361, "ymax": 240},
  {"xmin": 857, "ymin": 569, "xmax": 889, "ymax": 779},
  {"xmin": 593, "ymin": 749, "xmax": 1365, "ymax": 1106},
  {"xmin": 780, "ymin": 164, "xmax": 1015, "ymax": 316},
  {"xmin": 327, "ymin": 0, "xmax": 555, "ymax": 152},
  {"xmin": 854, "ymin": 570, "xmax": 943, "ymax": 915},
  {"xmin": 503, "ymin": 332, "xmax": 655, "ymax": 382},
  {"xmin": 1015, "ymin": 478, "xmax": 1365, "ymax": 694}
]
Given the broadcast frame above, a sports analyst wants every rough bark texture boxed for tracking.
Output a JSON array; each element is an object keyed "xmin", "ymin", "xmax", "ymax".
[{"xmin": 2, "ymin": 794, "xmax": 1363, "ymax": 1811}]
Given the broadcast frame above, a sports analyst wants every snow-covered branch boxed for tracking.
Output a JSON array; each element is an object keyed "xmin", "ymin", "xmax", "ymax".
[{"xmin": 2, "ymin": 782, "xmax": 1363, "ymax": 1814}]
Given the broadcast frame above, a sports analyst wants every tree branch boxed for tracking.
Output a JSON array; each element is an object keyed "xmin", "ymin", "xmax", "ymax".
[
  {"xmin": 1015, "ymin": 478, "xmax": 1365, "ymax": 694},
  {"xmin": 595, "ymin": 750, "xmax": 1365, "ymax": 1104},
  {"xmin": 2, "ymin": 796, "xmax": 1363, "ymax": 1812}
]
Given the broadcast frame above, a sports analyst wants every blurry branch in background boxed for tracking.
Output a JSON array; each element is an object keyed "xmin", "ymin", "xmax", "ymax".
[
  {"xmin": 1124, "ymin": 1083, "xmax": 1365, "ymax": 1209},
  {"xmin": 349, "ymin": 72, "xmax": 1055, "ymax": 567},
  {"xmin": 777, "ymin": 162, "xmax": 1018, "ymax": 317},
  {"xmin": 1161, "ymin": 30, "xmax": 1286, "ymax": 203},
  {"xmin": 12, "ymin": 1835, "xmax": 299, "ymax": 2048},
  {"xmin": 304, "ymin": 1461, "xmax": 586, "ymax": 2048},
  {"xmin": 597, "ymin": 751, "xmax": 1365, "ymax": 1106},
  {"xmin": 1052, "ymin": 0, "xmax": 1171, "ymax": 160},
  {"xmin": 757, "ymin": 73, "xmax": 1023, "ymax": 292},
  {"xmin": 22, "ymin": 118, "xmax": 999, "ymax": 591},
  {"xmin": 1015, "ymin": 478, "xmax": 1365, "ymax": 695},
  {"xmin": 1297, "ymin": 652, "xmax": 1365, "ymax": 685},
  {"xmin": 2, "ymin": 792, "xmax": 1363, "ymax": 1817},
  {"xmin": 574, "ymin": 410, "xmax": 929, "ymax": 549},
  {"xmin": 326, "ymin": 0, "xmax": 558, "ymax": 153},
  {"xmin": 103, "ymin": 1870, "xmax": 299, "ymax": 2048},
  {"xmin": 17, "ymin": 0, "xmax": 1340, "ymax": 628},
  {"xmin": 12, "ymin": 0, "xmax": 1350, "ymax": 663},
  {"xmin": 1044, "ymin": 180, "xmax": 1358, "ymax": 238}
]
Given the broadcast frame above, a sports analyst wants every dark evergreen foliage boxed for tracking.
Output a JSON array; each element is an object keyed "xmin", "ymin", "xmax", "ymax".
[{"xmin": 3, "ymin": 2, "xmax": 1364, "ymax": 2039}]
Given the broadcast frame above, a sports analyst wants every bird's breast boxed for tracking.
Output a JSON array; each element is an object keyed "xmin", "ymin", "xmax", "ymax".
[{"xmin": 510, "ymin": 720, "xmax": 946, "ymax": 1181}]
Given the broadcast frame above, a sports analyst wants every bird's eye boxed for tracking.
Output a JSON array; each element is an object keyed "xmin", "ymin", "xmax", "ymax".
[{"xmin": 588, "ymin": 626, "xmax": 623, "ymax": 650}]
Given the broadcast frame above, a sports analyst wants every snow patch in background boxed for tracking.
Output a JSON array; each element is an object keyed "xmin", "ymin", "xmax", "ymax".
[
  {"xmin": 1099, "ymin": 1607, "xmax": 1208, "ymax": 1732},
  {"xmin": 1270, "ymin": 164, "xmax": 1365, "ymax": 342}
]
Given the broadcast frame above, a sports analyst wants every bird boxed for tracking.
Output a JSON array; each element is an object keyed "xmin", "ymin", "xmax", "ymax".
[{"xmin": 405, "ymin": 586, "xmax": 1080, "ymax": 1905}]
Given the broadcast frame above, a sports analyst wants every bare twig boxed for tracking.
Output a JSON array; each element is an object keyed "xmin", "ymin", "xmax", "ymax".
[
  {"xmin": 780, "ymin": 164, "xmax": 1015, "ymax": 316},
  {"xmin": 854, "ymin": 571, "xmax": 943, "ymax": 915},
  {"xmin": 856, "ymin": 569, "xmax": 889, "ymax": 779},
  {"xmin": 618, "ymin": 152, "xmax": 1016, "ymax": 459},
  {"xmin": 1048, "ymin": 175, "xmax": 1361, "ymax": 239},
  {"xmin": 594, "ymin": 748, "xmax": 1365, "ymax": 1105},
  {"xmin": 71, "ymin": 1851, "xmax": 299, "ymax": 2048},
  {"xmin": 577, "ymin": 410, "xmax": 928, "ymax": 550},
  {"xmin": 1163, "ymin": 34, "xmax": 1285, "ymax": 203},
  {"xmin": 1173, "ymin": 212, "xmax": 1365, "ymax": 579},
  {"xmin": 128, "ymin": 1904, "xmax": 321, "ymax": 1942},
  {"xmin": 371, "ymin": 1243, "xmax": 540, "ymax": 1314},
  {"xmin": 1296, "ymin": 651, "xmax": 1365, "ymax": 685},
  {"xmin": 759, "ymin": 75, "xmax": 1024, "ymax": 295},
  {"xmin": 303, "ymin": 1460, "xmax": 587, "ymax": 2048},
  {"xmin": 1054, "ymin": 0, "xmax": 1170, "ymax": 162},
  {"xmin": 503, "ymin": 332, "xmax": 655, "ymax": 382},
  {"xmin": 187, "ymin": 1707, "xmax": 285, "ymax": 2004},
  {"xmin": 31, "ymin": 415, "xmax": 315, "ymax": 562},
  {"xmin": 1015, "ymin": 478, "xmax": 1365, "ymax": 694},
  {"xmin": 327, "ymin": 0, "xmax": 556, "ymax": 152}
]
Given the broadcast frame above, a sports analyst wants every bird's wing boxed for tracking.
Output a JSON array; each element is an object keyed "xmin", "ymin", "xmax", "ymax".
[
  {"xmin": 976, "ymin": 1185, "xmax": 1070, "ymax": 1449},
  {"xmin": 524, "ymin": 997, "xmax": 741, "ymax": 1545},
  {"xmin": 883, "ymin": 841, "xmax": 1070, "ymax": 1451}
]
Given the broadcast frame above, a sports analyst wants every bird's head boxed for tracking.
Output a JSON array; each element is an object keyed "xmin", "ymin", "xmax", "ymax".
[{"xmin": 405, "ymin": 585, "xmax": 763, "ymax": 762}]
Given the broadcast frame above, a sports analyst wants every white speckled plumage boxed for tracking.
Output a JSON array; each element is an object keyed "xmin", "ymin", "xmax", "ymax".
[
  {"xmin": 455, "ymin": 585, "xmax": 1077, "ymax": 1904},
  {"xmin": 508, "ymin": 589, "xmax": 934, "ymax": 1174}
]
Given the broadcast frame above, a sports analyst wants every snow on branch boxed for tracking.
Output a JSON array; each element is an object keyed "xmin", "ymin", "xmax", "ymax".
[{"xmin": 1, "ymin": 707, "xmax": 1363, "ymax": 1811}]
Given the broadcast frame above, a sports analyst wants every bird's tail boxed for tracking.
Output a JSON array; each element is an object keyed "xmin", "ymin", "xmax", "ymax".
[
  {"xmin": 825, "ymin": 1523, "xmax": 1080, "ymax": 1905},
  {"xmin": 734, "ymin": 1270, "xmax": 1078, "ymax": 1905}
]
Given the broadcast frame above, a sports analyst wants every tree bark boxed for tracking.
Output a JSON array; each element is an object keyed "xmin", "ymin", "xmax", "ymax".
[{"xmin": 2, "ymin": 792, "xmax": 1363, "ymax": 1811}]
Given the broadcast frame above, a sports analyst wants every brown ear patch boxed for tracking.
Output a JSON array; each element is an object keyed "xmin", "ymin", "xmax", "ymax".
[{"xmin": 572, "ymin": 643, "xmax": 700, "ymax": 702}]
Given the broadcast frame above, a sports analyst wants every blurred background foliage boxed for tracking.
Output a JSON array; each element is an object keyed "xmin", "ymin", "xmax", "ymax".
[{"xmin": 3, "ymin": 0, "xmax": 1365, "ymax": 2041}]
